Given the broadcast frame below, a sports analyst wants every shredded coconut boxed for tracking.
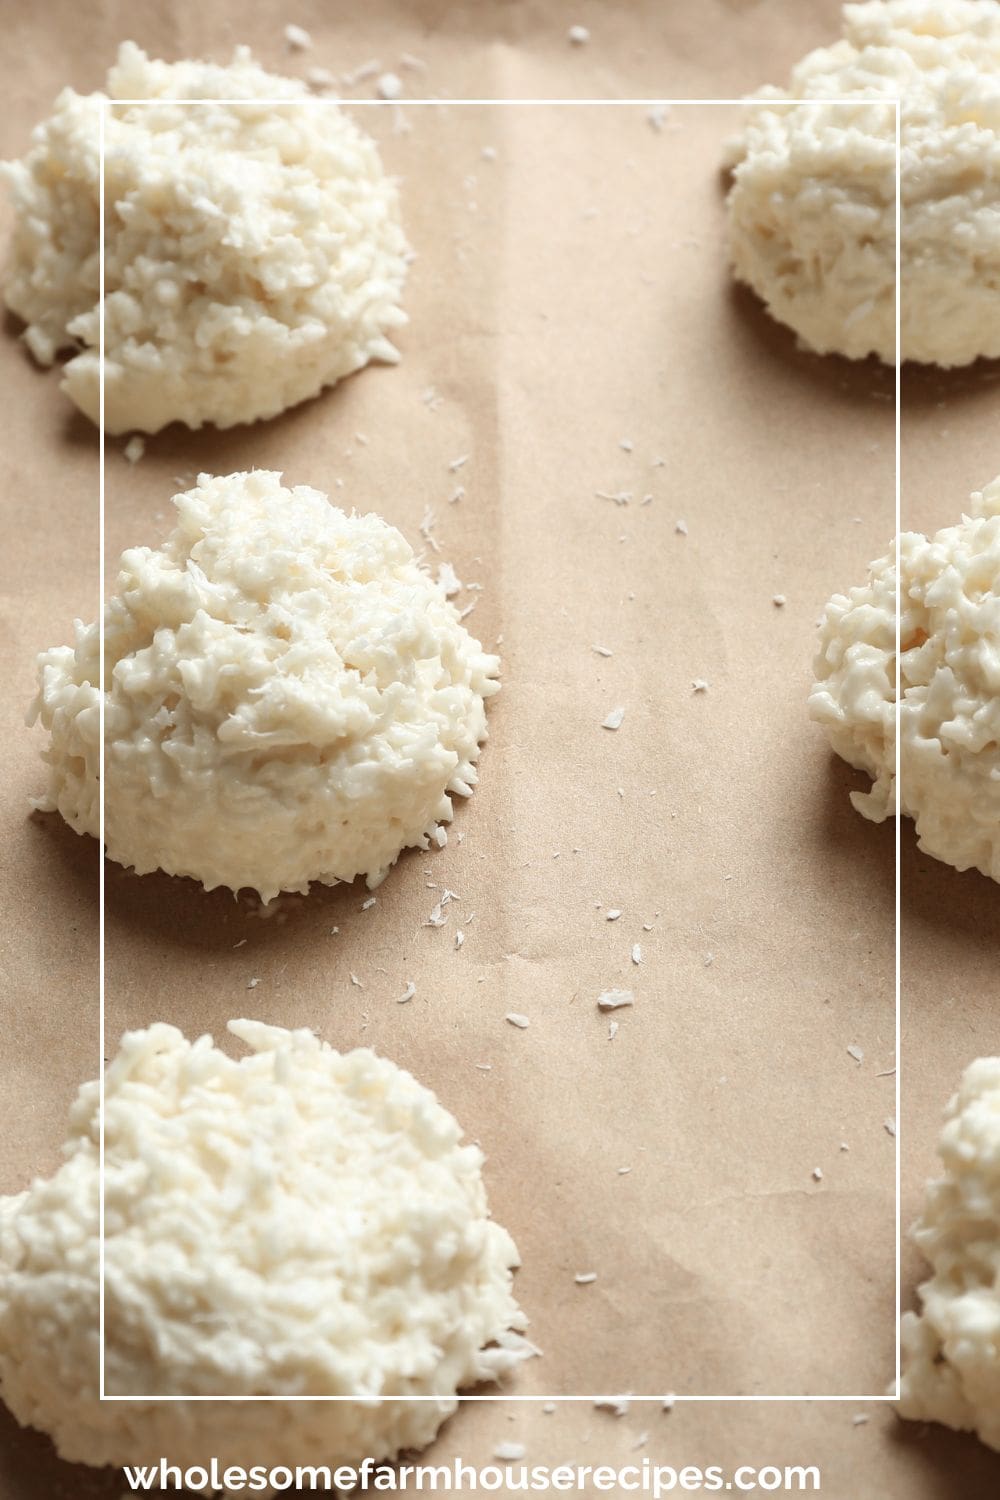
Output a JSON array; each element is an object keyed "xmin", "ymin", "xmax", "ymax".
[
  {"xmin": 597, "ymin": 990, "xmax": 634, "ymax": 1011},
  {"xmin": 899, "ymin": 1057, "xmax": 1000, "ymax": 1449},
  {"xmin": 494, "ymin": 1442, "xmax": 526, "ymax": 1461},
  {"xmin": 726, "ymin": 0, "xmax": 1000, "ymax": 366},
  {"xmin": 1, "ymin": 43, "xmax": 407, "ymax": 432},
  {"xmin": 29, "ymin": 471, "xmax": 500, "ymax": 902},
  {"xmin": 0, "ymin": 1020, "xmax": 526, "ymax": 1472},
  {"xmin": 810, "ymin": 474, "xmax": 1000, "ymax": 882}
]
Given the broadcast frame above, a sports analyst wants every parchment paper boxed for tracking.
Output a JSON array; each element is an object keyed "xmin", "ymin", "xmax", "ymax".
[{"xmin": 1, "ymin": 1, "xmax": 995, "ymax": 1495}]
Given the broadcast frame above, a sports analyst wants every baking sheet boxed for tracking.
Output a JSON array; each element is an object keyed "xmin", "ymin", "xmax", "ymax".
[
  {"xmin": 95, "ymin": 95, "xmax": 897, "ymax": 1399},
  {"xmin": 0, "ymin": 0, "xmax": 995, "ymax": 1494}
]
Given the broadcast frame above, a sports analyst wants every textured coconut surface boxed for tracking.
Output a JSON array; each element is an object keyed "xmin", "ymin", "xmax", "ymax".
[{"xmin": 1, "ymin": 1, "xmax": 999, "ymax": 1497}]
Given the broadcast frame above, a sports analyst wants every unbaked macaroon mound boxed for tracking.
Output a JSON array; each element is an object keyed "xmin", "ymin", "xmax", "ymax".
[
  {"xmin": 899, "ymin": 1056, "xmax": 1000, "ymax": 1450},
  {"xmin": 809, "ymin": 474, "xmax": 1000, "ymax": 883},
  {"xmin": 30, "ymin": 470, "xmax": 499, "ymax": 901},
  {"xmin": 0, "ymin": 1019, "xmax": 531, "ymax": 1469},
  {"xmin": 726, "ymin": 0, "xmax": 1000, "ymax": 366},
  {"xmin": 1, "ymin": 42, "xmax": 407, "ymax": 433}
]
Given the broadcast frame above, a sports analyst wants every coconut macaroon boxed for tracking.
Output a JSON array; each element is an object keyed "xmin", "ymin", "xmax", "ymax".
[
  {"xmin": 30, "ymin": 470, "xmax": 499, "ymax": 901},
  {"xmin": 726, "ymin": 0, "xmax": 1000, "ymax": 366},
  {"xmin": 809, "ymin": 474, "xmax": 1000, "ymax": 884},
  {"xmin": 899, "ymin": 1056, "xmax": 1000, "ymax": 1450},
  {"xmin": 0, "ymin": 1019, "xmax": 531, "ymax": 1468},
  {"xmin": 1, "ymin": 42, "xmax": 407, "ymax": 433}
]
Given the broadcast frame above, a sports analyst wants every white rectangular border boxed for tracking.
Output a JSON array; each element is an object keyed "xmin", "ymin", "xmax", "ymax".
[{"xmin": 98, "ymin": 95, "xmax": 903, "ymax": 1403}]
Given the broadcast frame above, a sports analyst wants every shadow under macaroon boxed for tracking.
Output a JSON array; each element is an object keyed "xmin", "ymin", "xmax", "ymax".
[
  {"xmin": 724, "ymin": 280, "xmax": 896, "ymax": 410},
  {"xmin": 815, "ymin": 751, "xmax": 895, "ymax": 891},
  {"xmin": 727, "ymin": 276, "xmax": 1000, "ymax": 423},
  {"xmin": 901, "ymin": 821, "xmax": 1000, "ymax": 975},
  {"xmin": 887, "ymin": 1411, "xmax": 1000, "ymax": 1497},
  {"xmin": 0, "ymin": 1404, "xmax": 119, "ymax": 1500}
]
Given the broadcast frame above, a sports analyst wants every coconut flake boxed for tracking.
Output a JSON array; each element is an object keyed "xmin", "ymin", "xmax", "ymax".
[
  {"xmin": 397, "ymin": 981, "xmax": 416, "ymax": 1005},
  {"xmin": 594, "ymin": 1396, "xmax": 630, "ymax": 1417},
  {"xmin": 506, "ymin": 1012, "xmax": 530, "ymax": 1030},
  {"xmin": 284, "ymin": 23, "xmax": 312, "ymax": 50},
  {"xmin": 437, "ymin": 561, "xmax": 462, "ymax": 598},
  {"xmin": 597, "ymin": 989, "xmax": 634, "ymax": 1011},
  {"xmin": 602, "ymin": 707, "xmax": 626, "ymax": 731},
  {"xmin": 306, "ymin": 66, "xmax": 336, "ymax": 91},
  {"xmin": 341, "ymin": 59, "xmax": 381, "ymax": 87},
  {"xmin": 494, "ymin": 1442, "xmax": 526, "ymax": 1461}
]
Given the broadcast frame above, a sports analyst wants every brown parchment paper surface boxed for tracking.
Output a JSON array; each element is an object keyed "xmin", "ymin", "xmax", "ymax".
[{"xmin": 0, "ymin": 0, "xmax": 992, "ymax": 1495}]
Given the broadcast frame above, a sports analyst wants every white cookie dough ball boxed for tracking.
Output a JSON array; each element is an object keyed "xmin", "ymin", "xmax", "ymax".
[
  {"xmin": 0, "ymin": 1019, "xmax": 531, "ymax": 1471},
  {"xmin": 30, "ymin": 470, "xmax": 499, "ymax": 901},
  {"xmin": 899, "ymin": 1057, "xmax": 1000, "ymax": 1450},
  {"xmin": 1, "ymin": 42, "xmax": 407, "ymax": 433},
  {"xmin": 726, "ymin": 0, "xmax": 1000, "ymax": 366},
  {"xmin": 809, "ymin": 475, "xmax": 1000, "ymax": 883}
]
